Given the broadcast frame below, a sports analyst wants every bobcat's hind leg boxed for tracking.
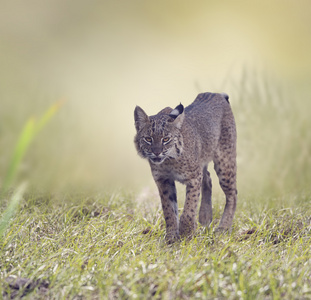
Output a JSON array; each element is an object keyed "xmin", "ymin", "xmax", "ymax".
[
  {"xmin": 214, "ymin": 152, "xmax": 237, "ymax": 232},
  {"xmin": 199, "ymin": 166, "xmax": 213, "ymax": 226}
]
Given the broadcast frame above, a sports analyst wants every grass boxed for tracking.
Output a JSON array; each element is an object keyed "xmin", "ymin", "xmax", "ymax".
[{"xmin": 1, "ymin": 192, "xmax": 311, "ymax": 299}]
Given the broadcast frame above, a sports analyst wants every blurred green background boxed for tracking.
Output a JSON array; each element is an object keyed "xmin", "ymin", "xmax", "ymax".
[{"xmin": 0, "ymin": 0, "xmax": 310, "ymax": 196}]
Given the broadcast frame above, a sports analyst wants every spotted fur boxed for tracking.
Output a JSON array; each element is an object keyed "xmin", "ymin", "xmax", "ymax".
[{"xmin": 134, "ymin": 92, "xmax": 237, "ymax": 243}]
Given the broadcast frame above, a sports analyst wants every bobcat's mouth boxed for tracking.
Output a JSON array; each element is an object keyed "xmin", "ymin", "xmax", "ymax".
[{"xmin": 149, "ymin": 157, "xmax": 165, "ymax": 164}]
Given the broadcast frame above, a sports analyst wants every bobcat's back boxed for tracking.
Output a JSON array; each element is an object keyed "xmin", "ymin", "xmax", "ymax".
[{"xmin": 182, "ymin": 92, "xmax": 236, "ymax": 164}]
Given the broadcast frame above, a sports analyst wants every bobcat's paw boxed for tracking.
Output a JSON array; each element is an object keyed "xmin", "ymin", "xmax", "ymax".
[
  {"xmin": 198, "ymin": 210, "xmax": 212, "ymax": 227},
  {"xmin": 179, "ymin": 214, "xmax": 197, "ymax": 238},
  {"xmin": 165, "ymin": 231, "xmax": 180, "ymax": 244},
  {"xmin": 214, "ymin": 226, "xmax": 232, "ymax": 235}
]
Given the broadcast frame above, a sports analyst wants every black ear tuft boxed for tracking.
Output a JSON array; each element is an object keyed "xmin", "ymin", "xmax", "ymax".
[
  {"xmin": 221, "ymin": 93, "xmax": 229, "ymax": 103},
  {"xmin": 169, "ymin": 103, "xmax": 184, "ymax": 119}
]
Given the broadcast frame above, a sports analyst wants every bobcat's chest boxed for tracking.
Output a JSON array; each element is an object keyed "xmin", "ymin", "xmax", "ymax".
[{"xmin": 151, "ymin": 157, "xmax": 199, "ymax": 184}]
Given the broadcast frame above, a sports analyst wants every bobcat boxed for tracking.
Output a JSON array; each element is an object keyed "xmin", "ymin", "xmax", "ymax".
[{"xmin": 134, "ymin": 92, "xmax": 237, "ymax": 243}]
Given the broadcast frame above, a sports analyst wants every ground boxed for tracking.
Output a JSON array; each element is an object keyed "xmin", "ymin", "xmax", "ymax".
[{"xmin": 1, "ymin": 191, "xmax": 311, "ymax": 299}]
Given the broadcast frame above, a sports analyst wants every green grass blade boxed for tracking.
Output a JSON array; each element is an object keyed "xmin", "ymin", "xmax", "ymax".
[
  {"xmin": 34, "ymin": 100, "xmax": 64, "ymax": 136},
  {"xmin": 1, "ymin": 101, "xmax": 63, "ymax": 194},
  {"xmin": 0, "ymin": 182, "xmax": 27, "ymax": 237},
  {"xmin": 1, "ymin": 119, "xmax": 35, "ymax": 194}
]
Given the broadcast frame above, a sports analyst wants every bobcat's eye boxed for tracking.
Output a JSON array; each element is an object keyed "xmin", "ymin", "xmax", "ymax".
[
  {"xmin": 144, "ymin": 137, "xmax": 152, "ymax": 144},
  {"xmin": 162, "ymin": 137, "xmax": 171, "ymax": 144}
]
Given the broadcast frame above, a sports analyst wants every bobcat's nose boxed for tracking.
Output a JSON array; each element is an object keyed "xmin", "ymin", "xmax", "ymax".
[
  {"xmin": 152, "ymin": 146, "xmax": 162, "ymax": 157},
  {"xmin": 153, "ymin": 150, "xmax": 161, "ymax": 157}
]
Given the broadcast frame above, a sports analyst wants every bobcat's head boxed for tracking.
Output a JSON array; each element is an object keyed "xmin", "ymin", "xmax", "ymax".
[{"xmin": 134, "ymin": 104, "xmax": 184, "ymax": 165}]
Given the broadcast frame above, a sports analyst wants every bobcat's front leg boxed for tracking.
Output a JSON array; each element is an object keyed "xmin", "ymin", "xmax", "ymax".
[
  {"xmin": 155, "ymin": 178, "xmax": 179, "ymax": 243},
  {"xmin": 180, "ymin": 177, "xmax": 202, "ymax": 238}
]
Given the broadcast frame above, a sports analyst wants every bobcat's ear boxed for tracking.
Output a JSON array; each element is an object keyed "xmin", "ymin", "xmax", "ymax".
[
  {"xmin": 134, "ymin": 106, "xmax": 149, "ymax": 132},
  {"xmin": 169, "ymin": 103, "xmax": 184, "ymax": 129}
]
